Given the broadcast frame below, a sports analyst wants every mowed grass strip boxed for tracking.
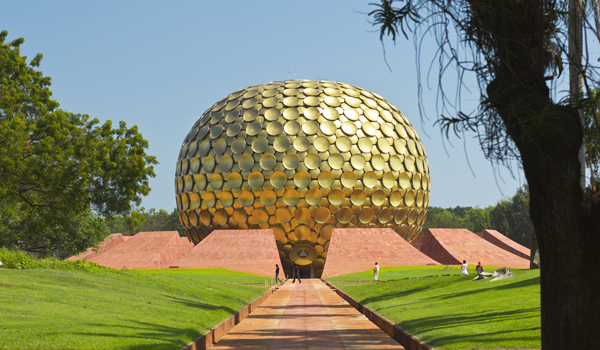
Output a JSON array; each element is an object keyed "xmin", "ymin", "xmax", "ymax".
[
  {"xmin": 0, "ymin": 268, "xmax": 271, "ymax": 350},
  {"xmin": 333, "ymin": 267, "xmax": 540, "ymax": 350}
]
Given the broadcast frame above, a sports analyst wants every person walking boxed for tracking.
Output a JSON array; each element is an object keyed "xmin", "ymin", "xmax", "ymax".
[
  {"xmin": 374, "ymin": 262, "xmax": 380, "ymax": 282},
  {"xmin": 461, "ymin": 260, "xmax": 469, "ymax": 275},
  {"xmin": 275, "ymin": 264, "xmax": 283, "ymax": 283},
  {"xmin": 292, "ymin": 264, "xmax": 301, "ymax": 283}
]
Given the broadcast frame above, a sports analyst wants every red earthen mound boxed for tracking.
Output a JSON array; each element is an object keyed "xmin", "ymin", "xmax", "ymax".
[
  {"xmin": 321, "ymin": 228, "xmax": 440, "ymax": 279},
  {"xmin": 420, "ymin": 228, "xmax": 530, "ymax": 269},
  {"xmin": 172, "ymin": 229, "xmax": 281, "ymax": 277},
  {"xmin": 88, "ymin": 231, "xmax": 192, "ymax": 269}
]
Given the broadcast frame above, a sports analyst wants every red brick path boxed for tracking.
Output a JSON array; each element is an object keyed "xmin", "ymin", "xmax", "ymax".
[{"xmin": 210, "ymin": 280, "xmax": 402, "ymax": 349}]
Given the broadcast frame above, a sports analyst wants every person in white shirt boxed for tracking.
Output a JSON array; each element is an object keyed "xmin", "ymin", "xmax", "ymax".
[
  {"xmin": 461, "ymin": 260, "xmax": 469, "ymax": 275},
  {"xmin": 374, "ymin": 262, "xmax": 380, "ymax": 282}
]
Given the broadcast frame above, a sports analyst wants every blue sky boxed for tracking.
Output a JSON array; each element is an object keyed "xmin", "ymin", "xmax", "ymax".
[{"xmin": 2, "ymin": 1, "xmax": 531, "ymax": 211}]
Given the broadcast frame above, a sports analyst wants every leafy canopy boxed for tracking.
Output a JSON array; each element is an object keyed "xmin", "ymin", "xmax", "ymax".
[{"xmin": 0, "ymin": 30, "xmax": 158, "ymax": 256}]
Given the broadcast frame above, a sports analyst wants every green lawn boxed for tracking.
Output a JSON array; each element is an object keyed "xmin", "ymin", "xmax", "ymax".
[
  {"xmin": 331, "ymin": 267, "xmax": 541, "ymax": 350},
  {"xmin": 0, "ymin": 268, "xmax": 271, "ymax": 350}
]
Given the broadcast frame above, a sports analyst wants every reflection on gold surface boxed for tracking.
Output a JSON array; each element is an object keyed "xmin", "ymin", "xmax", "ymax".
[{"xmin": 175, "ymin": 80, "xmax": 430, "ymax": 277}]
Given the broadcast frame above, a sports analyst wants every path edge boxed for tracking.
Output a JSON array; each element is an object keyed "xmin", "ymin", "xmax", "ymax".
[
  {"xmin": 181, "ymin": 280, "xmax": 285, "ymax": 350},
  {"xmin": 322, "ymin": 279, "xmax": 434, "ymax": 350}
]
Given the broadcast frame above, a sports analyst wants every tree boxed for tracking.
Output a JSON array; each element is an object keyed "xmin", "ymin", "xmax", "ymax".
[
  {"xmin": 106, "ymin": 208, "xmax": 185, "ymax": 237},
  {"xmin": 369, "ymin": 0, "xmax": 600, "ymax": 348},
  {"xmin": 489, "ymin": 186, "xmax": 534, "ymax": 247},
  {"xmin": 0, "ymin": 31, "xmax": 158, "ymax": 256}
]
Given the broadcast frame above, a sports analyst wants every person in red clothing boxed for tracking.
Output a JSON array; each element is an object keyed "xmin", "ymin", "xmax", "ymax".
[{"xmin": 476, "ymin": 262, "xmax": 484, "ymax": 274}]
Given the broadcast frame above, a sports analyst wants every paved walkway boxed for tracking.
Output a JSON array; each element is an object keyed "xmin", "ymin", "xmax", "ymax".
[{"xmin": 210, "ymin": 279, "xmax": 403, "ymax": 349}]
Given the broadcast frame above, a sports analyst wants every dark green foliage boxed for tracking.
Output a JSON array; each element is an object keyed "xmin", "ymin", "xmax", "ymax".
[
  {"xmin": 106, "ymin": 208, "xmax": 185, "ymax": 237},
  {"xmin": 422, "ymin": 206, "xmax": 491, "ymax": 233},
  {"xmin": 422, "ymin": 186, "xmax": 532, "ymax": 247},
  {"xmin": 489, "ymin": 186, "xmax": 533, "ymax": 247},
  {"xmin": 0, "ymin": 30, "xmax": 157, "ymax": 256},
  {"xmin": 0, "ymin": 247, "xmax": 110, "ymax": 272}
]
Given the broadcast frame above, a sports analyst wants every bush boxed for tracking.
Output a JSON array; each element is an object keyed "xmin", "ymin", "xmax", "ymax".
[{"xmin": 0, "ymin": 248, "xmax": 112, "ymax": 273}]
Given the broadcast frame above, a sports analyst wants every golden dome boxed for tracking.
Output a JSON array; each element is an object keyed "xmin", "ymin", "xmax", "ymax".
[{"xmin": 175, "ymin": 80, "xmax": 430, "ymax": 277}]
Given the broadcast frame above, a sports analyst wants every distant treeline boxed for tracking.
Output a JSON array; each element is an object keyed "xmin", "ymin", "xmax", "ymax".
[
  {"xmin": 105, "ymin": 208, "xmax": 185, "ymax": 237},
  {"xmin": 422, "ymin": 186, "xmax": 533, "ymax": 248}
]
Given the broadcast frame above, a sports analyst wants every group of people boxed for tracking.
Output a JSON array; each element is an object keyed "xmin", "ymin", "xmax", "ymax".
[
  {"xmin": 275, "ymin": 260, "xmax": 484, "ymax": 283},
  {"xmin": 462, "ymin": 260, "xmax": 484, "ymax": 275}
]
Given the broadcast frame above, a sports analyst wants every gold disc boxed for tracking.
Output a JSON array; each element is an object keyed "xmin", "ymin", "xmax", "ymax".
[
  {"xmin": 260, "ymin": 154, "xmax": 277, "ymax": 170},
  {"xmin": 294, "ymin": 207, "xmax": 311, "ymax": 223},
  {"xmin": 218, "ymin": 191, "xmax": 233, "ymax": 207},
  {"xmin": 318, "ymin": 171, "xmax": 335, "ymax": 187},
  {"xmin": 336, "ymin": 207, "xmax": 353, "ymax": 223},
  {"xmin": 214, "ymin": 209, "xmax": 228, "ymax": 225},
  {"xmin": 363, "ymin": 171, "xmax": 378, "ymax": 188},
  {"xmin": 262, "ymin": 97, "xmax": 280, "ymax": 108},
  {"xmin": 358, "ymin": 207, "xmax": 374, "ymax": 224},
  {"xmin": 293, "ymin": 171, "xmax": 311, "ymax": 188},
  {"xmin": 239, "ymin": 190, "xmax": 254, "ymax": 207},
  {"xmin": 371, "ymin": 154, "xmax": 385, "ymax": 170},
  {"xmin": 233, "ymin": 209, "xmax": 248, "ymax": 224},
  {"xmin": 195, "ymin": 174, "xmax": 207, "ymax": 190},
  {"xmin": 378, "ymin": 208, "xmax": 392, "ymax": 223},
  {"xmin": 243, "ymin": 108, "xmax": 259, "ymax": 122},
  {"xmin": 252, "ymin": 137, "xmax": 269, "ymax": 153},
  {"xmin": 362, "ymin": 122, "xmax": 376, "ymax": 136},
  {"xmin": 226, "ymin": 172, "xmax": 242, "ymax": 189},
  {"xmin": 274, "ymin": 137, "xmax": 291, "ymax": 152},
  {"xmin": 305, "ymin": 189, "xmax": 323, "ymax": 206},
  {"xmin": 343, "ymin": 108, "xmax": 359, "ymax": 120},
  {"xmin": 304, "ymin": 153, "xmax": 322, "ymax": 169},
  {"xmin": 246, "ymin": 121, "xmax": 262, "ymax": 136},
  {"xmin": 231, "ymin": 139, "xmax": 246, "ymax": 154},
  {"xmin": 302, "ymin": 121, "xmax": 319, "ymax": 135},
  {"xmin": 320, "ymin": 121, "xmax": 336, "ymax": 136},
  {"xmin": 260, "ymin": 189, "xmax": 277, "ymax": 206},
  {"xmin": 266, "ymin": 121, "xmax": 283, "ymax": 136},
  {"xmin": 284, "ymin": 120, "xmax": 301, "ymax": 135},
  {"xmin": 265, "ymin": 108, "xmax": 281, "ymax": 121},
  {"xmin": 293, "ymin": 137, "xmax": 310, "ymax": 152},
  {"xmin": 202, "ymin": 192, "xmax": 216, "ymax": 208},
  {"xmin": 304, "ymin": 107, "xmax": 319, "ymax": 120},
  {"xmin": 239, "ymin": 154, "xmax": 254, "ymax": 171},
  {"xmin": 322, "ymin": 107, "xmax": 339, "ymax": 120},
  {"xmin": 328, "ymin": 153, "xmax": 345, "ymax": 170},
  {"xmin": 283, "ymin": 153, "xmax": 300, "ymax": 170},
  {"xmin": 341, "ymin": 121, "xmax": 357, "ymax": 135},
  {"xmin": 248, "ymin": 171, "xmax": 265, "ymax": 188},
  {"xmin": 350, "ymin": 154, "xmax": 366, "ymax": 170},
  {"xmin": 399, "ymin": 172, "xmax": 411, "ymax": 189},
  {"xmin": 203, "ymin": 156, "xmax": 215, "ymax": 172},
  {"xmin": 341, "ymin": 171, "xmax": 357, "ymax": 188},
  {"xmin": 282, "ymin": 189, "xmax": 300, "ymax": 206},
  {"xmin": 328, "ymin": 189, "xmax": 345, "ymax": 205},
  {"xmin": 382, "ymin": 172, "xmax": 396, "ymax": 188},
  {"xmin": 372, "ymin": 189, "xmax": 386, "ymax": 206},
  {"xmin": 270, "ymin": 171, "xmax": 287, "ymax": 188},
  {"xmin": 276, "ymin": 208, "xmax": 292, "ymax": 223},
  {"xmin": 357, "ymin": 137, "xmax": 373, "ymax": 153},
  {"xmin": 390, "ymin": 190, "xmax": 403, "ymax": 206},
  {"xmin": 252, "ymin": 208, "xmax": 269, "ymax": 224},
  {"xmin": 314, "ymin": 136, "xmax": 331, "ymax": 152},
  {"xmin": 283, "ymin": 108, "xmax": 300, "ymax": 120},
  {"xmin": 336, "ymin": 137, "xmax": 352, "ymax": 152},
  {"xmin": 209, "ymin": 173, "xmax": 223, "ymax": 190},
  {"xmin": 314, "ymin": 207, "xmax": 332, "ymax": 224},
  {"xmin": 295, "ymin": 225, "xmax": 312, "ymax": 240}
]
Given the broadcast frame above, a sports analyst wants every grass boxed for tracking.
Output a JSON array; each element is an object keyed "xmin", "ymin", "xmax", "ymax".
[
  {"xmin": 0, "ymin": 265, "xmax": 272, "ymax": 350},
  {"xmin": 331, "ymin": 267, "xmax": 540, "ymax": 350}
]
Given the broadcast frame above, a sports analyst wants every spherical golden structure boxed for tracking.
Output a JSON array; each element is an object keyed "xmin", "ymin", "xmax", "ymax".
[{"xmin": 175, "ymin": 80, "xmax": 430, "ymax": 277}]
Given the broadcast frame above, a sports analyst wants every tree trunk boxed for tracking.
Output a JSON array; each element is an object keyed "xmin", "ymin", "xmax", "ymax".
[{"xmin": 480, "ymin": 0, "xmax": 600, "ymax": 347}]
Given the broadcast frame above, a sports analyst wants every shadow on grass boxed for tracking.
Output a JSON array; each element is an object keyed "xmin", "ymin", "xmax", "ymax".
[
  {"xmin": 72, "ymin": 320, "xmax": 200, "ymax": 350},
  {"xmin": 400, "ymin": 309, "xmax": 540, "ymax": 348},
  {"xmin": 162, "ymin": 294, "xmax": 238, "ymax": 314}
]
